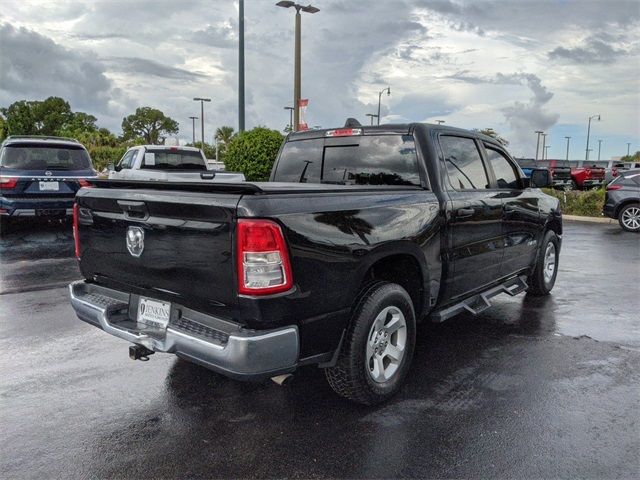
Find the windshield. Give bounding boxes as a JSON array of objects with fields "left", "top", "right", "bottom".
[
  {"left": 141, "top": 149, "right": 206, "bottom": 170},
  {"left": 0, "top": 143, "right": 92, "bottom": 170},
  {"left": 272, "top": 135, "right": 421, "bottom": 186}
]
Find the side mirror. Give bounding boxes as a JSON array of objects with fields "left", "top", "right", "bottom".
[
  {"left": 106, "top": 163, "right": 115, "bottom": 171},
  {"left": 530, "top": 168, "right": 552, "bottom": 188}
]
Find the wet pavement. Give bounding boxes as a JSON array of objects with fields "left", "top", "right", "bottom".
[{"left": 1, "top": 220, "right": 639, "bottom": 479}]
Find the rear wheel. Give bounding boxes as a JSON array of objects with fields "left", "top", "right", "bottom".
[
  {"left": 325, "top": 282, "right": 416, "bottom": 405},
  {"left": 570, "top": 180, "right": 578, "bottom": 190},
  {"left": 618, "top": 204, "right": 640, "bottom": 232},
  {"left": 528, "top": 230, "right": 559, "bottom": 296}
]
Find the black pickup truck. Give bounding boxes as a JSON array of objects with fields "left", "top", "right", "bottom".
[{"left": 69, "top": 123, "right": 562, "bottom": 405}]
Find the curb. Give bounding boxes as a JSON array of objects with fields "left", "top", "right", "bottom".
[{"left": 563, "top": 214, "right": 614, "bottom": 224}]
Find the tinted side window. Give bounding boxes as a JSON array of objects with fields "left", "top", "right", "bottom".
[
  {"left": 485, "top": 146, "right": 519, "bottom": 189},
  {"left": 272, "top": 139, "right": 323, "bottom": 183},
  {"left": 440, "top": 136, "right": 489, "bottom": 190}
]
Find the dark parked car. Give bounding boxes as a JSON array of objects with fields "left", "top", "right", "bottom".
[
  {"left": 0, "top": 136, "right": 96, "bottom": 232},
  {"left": 604, "top": 169, "right": 640, "bottom": 232},
  {"left": 69, "top": 123, "right": 562, "bottom": 404}
]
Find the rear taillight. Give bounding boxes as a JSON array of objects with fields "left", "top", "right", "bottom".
[
  {"left": 236, "top": 219, "right": 293, "bottom": 295},
  {"left": 612, "top": 168, "right": 618, "bottom": 177},
  {"left": 73, "top": 203, "right": 81, "bottom": 259},
  {"left": 0, "top": 176, "right": 18, "bottom": 189},
  {"left": 77, "top": 179, "right": 92, "bottom": 188},
  {"left": 607, "top": 184, "right": 622, "bottom": 191}
]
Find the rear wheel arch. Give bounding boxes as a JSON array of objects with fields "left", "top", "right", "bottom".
[
  {"left": 360, "top": 250, "right": 428, "bottom": 318},
  {"left": 614, "top": 199, "right": 640, "bottom": 219}
]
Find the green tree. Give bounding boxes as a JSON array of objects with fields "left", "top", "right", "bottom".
[
  {"left": 1, "top": 97, "right": 72, "bottom": 136},
  {"left": 191, "top": 141, "right": 216, "bottom": 159},
  {"left": 476, "top": 127, "right": 509, "bottom": 146},
  {"left": 214, "top": 125, "right": 235, "bottom": 161},
  {"left": 60, "top": 111, "right": 98, "bottom": 135},
  {"left": 620, "top": 151, "right": 640, "bottom": 162},
  {"left": 121, "top": 107, "right": 179, "bottom": 144},
  {"left": 224, "top": 127, "right": 284, "bottom": 181},
  {"left": 0, "top": 114, "right": 6, "bottom": 141}
]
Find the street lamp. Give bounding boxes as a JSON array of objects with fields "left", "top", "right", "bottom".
[
  {"left": 276, "top": 1, "right": 319, "bottom": 132},
  {"left": 188, "top": 116, "right": 198, "bottom": 145},
  {"left": 544, "top": 145, "right": 551, "bottom": 160},
  {"left": 365, "top": 113, "right": 379, "bottom": 125},
  {"left": 284, "top": 106, "right": 294, "bottom": 131},
  {"left": 239, "top": 0, "right": 245, "bottom": 132},
  {"left": 193, "top": 97, "right": 211, "bottom": 145},
  {"left": 541, "top": 133, "right": 548, "bottom": 161},
  {"left": 376, "top": 86, "right": 391, "bottom": 126},
  {"left": 564, "top": 136, "right": 571, "bottom": 162},
  {"left": 627, "top": 142, "right": 632, "bottom": 156},
  {"left": 535, "top": 130, "right": 544, "bottom": 161},
  {"left": 585, "top": 114, "right": 600, "bottom": 163},
  {"left": 597, "top": 139, "right": 602, "bottom": 161}
]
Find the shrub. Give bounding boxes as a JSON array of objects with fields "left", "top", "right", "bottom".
[
  {"left": 88, "top": 145, "right": 127, "bottom": 172},
  {"left": 542, "top": 187, "right": 605, "bottom": 217},
  {"left": 224, "top": 127, "right": 284, "bottom": 181}
]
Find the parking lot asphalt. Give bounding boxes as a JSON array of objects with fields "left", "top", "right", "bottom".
[{"left": 1, "top": 220, "right": 638, "bottom": 479}]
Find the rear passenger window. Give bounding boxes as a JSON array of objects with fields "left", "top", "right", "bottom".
[
  {"left": 485, "top": 146, "right": 519, "bottom": 189},
  {"left": 440, "top": 136, "right": 489, "bottom": 190}
]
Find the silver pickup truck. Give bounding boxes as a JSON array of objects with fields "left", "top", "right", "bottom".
[{"left": 108, "top": 145, "right": 245, "bottom": 182}]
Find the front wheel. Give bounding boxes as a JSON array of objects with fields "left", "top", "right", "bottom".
[
  {"left": 325, "top": 282, "right": 416, "bottom": 405},
  {"left": 618, "top": 204, "right": 640, "bottom": 232},
  {"left": 528, "top": 230, "right": 560, "bottom": 296}
]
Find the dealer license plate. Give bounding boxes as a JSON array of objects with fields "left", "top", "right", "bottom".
[
  {"left": 137, "top": 297, "right": 171, "bottom": 329},
  {"left": 39, "top": 181, "right": 59, "bottom": 191}
]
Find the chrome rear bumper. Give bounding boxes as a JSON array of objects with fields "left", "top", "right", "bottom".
[{"left": 69, "top": 280, "right": 299, "bottom": 380}]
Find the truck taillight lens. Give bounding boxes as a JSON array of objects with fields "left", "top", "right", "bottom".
[
  {"left": 73, "top": 203, "right": 80, "bottom": 259},
  {"left": 236, "top": 219, "right": 293, "bottom": 295},
  {"left": 0, "top": 176, "right": 18, "bottom": 189},
  {"left": 607, "top": 184, "right": 622, "bottom": 191},
  {"left": 77, "top": 179, "right": 92, "bottom": 188}
]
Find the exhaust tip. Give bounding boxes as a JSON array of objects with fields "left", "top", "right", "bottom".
[{"left": 271, "top": 374, "right": 294, "bottom": 386}]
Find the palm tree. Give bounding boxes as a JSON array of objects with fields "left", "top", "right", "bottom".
[{"left": 214, "top": 126, "right": 235, "bottom": 161}]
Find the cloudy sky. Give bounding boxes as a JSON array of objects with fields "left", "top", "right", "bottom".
[{"left": 1, "top": 0, "right": 638, "bottom": 159}]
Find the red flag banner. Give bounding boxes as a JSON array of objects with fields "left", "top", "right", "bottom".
[{"left": 298, "top": 98, "right": 309, "bottom": 131}]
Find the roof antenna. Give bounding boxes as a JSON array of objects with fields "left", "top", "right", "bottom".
[{"left": 344, "top": 118, "right": 362, "bottom": 128}]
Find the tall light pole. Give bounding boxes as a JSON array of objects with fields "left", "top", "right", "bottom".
[
  {"left": 597, "top": 139, "right": 602, "bottom": 161},
  {"left": 564, "top": 136, "right": 571, "bottom": 162},
  {"left": 193, "top": 97, "right": 211, "bottom": 145},
  {"left": 284, "top": 106, "right": 294, "bottom": 131},
  {"left": 544, "top": 145, "right": 551, "bottom": 160},
  {"left": 627, "top": 143, "right": 632, "bottom": 156},
  {"left": 188, "top": 116, "right": 198, "bottom": 145},
  {"left": 365, "top": 113, "right": 378, "bottom": 125},
  {"left": 541, "top": 133, "right": 547, "bottom": 161},
  {"left": 585, "top": 114, "right": 600, "bottom": 163},
  {"left": 239, "top": 0, "right": 245, "bottom": 132},
  {"left": 535, "top": 130, "right": 543, "bottom": 160},
  {"left": 276, "top": 1, "right": 319, "bottom": 132},
  {"left": 376, "top": 86, "right": 391, "bottom": 125}
]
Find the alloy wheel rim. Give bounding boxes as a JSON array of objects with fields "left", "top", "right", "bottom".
[
  {"left": 622, "top": 207, "right": 640, "bottom": 230},
  {"left": 543, "top": 242, "right": 556, "bottom": 284},
  {"left": 366, "top": 306, "right": 407, "bottom": 383}
]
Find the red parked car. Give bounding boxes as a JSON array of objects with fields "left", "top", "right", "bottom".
[{"left": 570, "top": 164, "right": 605, "bottom": 189}]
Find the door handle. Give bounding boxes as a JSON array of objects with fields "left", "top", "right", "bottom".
[{"left": 456, "top": 207, "right": 475, "bottom": 218}]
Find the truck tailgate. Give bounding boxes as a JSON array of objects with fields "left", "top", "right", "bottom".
[{"left": 75, "top": 187, "right": 241, "bottom": 308}]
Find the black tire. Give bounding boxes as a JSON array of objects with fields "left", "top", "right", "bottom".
[
  {"left": 618, "top": 203, "right": 640, "bottom": 233},
  {"left": 528, "top": 230, "right": 560, "bottom": 296},
  {"left": 325, "top": 282, "right": 416, "bottom": 405},
  {"left": 570, "top": 180, "right": 578, "bottom": 190}
]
